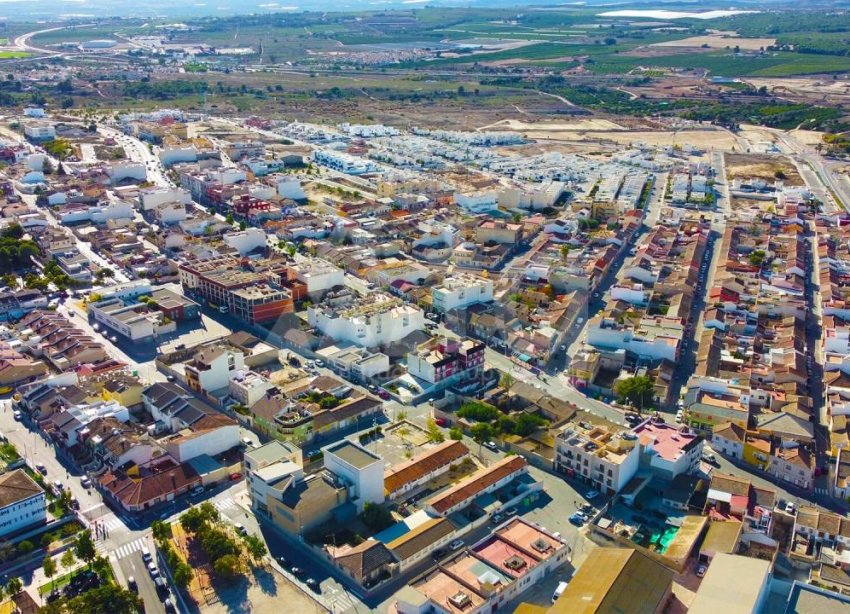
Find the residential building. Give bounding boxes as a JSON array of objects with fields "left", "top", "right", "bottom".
[
  {"left": 554, "top": 419, "right": 640, "bottom": 495},
  {"left": 425, "top": 456, "right": 528, "bottom": 517},
  {"left": 0, "top": 470, "right": 46, "bottom": 538},
  {"left": 396, "top": 518, "right": 568, "bottom": 614},
  {"left": 384, "top": 441, "right": 470, "bottom": 500},
  {"left": 185, "top": 345, "right": 246, "bottom": 394},
  {"left": 88, "top": 297, "right": 175, "bottom": 342},
  {"left": 308, "top": 294, "right": 425, "bottom": 348},
  {"left": 633, "top": 420, "right": 703, "bottom": 480},
  {"left": 229, "top": 370, "right": 274, "bottom": 407},
  {"left": 323, "top": 440, "right": 385, "bottom": 513},
  {"left": 431, "top": 275, "right": 493, "bottom": 313},
  {"left": 406, "top": 338, "right": 485, "bottom": 388}
]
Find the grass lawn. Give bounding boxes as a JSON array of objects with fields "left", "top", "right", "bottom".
[
  {"left": 38, "top": 565, "right": 115, "bottom": 596},
  {"left": 0, "top": 51, "right": 30, "bottom": 59}
]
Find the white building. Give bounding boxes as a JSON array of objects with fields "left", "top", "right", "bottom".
[
  {"left": 23, "top": 123, "right": 55, "bottom": 141},
  {"left": 139, "top": 187, "right": 193, "bottom": 211},
  {"left": 159, "top": 146, "right": 198, "bottom": 167},
  {"left": 277, "top": 179, "right": 307, "bottom": 201},
  {"left": 499, "top": 180, "right": 564, "bottom": 211},
  {"left": 229, "top": 370, "right": 274, "bottom": 407},
  {"left": 322, "top": 440, "right": 384, "bottom": 513},
  {"left": 223, "top": 227, "right": 267, "bottom": 256},
  {"left": 88, "top": 296, "right": 173, "bottom": 342},
  {"left": 586, "top": 316, "right": 683, "bottom": 362},
  {"left": 290, "top": 259, "right": 345, "bottom": 295},
  {"left": 308, "top": 294, "right": 425, "bottom": 348},
  {"left": 555, "top": 421, "right": 640, "bottom": 495},
  {"left": 0, "top": 470, "right": 46, "bottom": 538},
  {"left": 186, "top": 345, "right": 247, "bottom": 394},
  {"left": 108, "top": 162, "right": 146, "bottom": 184},
  {"left": 431, "top": 275, "right": 494, "bottom": 313}
]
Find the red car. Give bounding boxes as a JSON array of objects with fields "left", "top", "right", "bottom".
[
  {"left": 435, "top": 418, "right": 447, "bottom": 427},
  {"left": 230, "top": 473, "right": 242, "bottom": 481}
]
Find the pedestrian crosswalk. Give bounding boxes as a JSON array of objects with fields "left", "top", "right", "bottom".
[
  {"left": 111, "top": 537, "right": 149, "bottom": 561},
  {"left": 816, "top": 487, "right": 829, "bottom": 496},
  {"left": 325, "top": 588, "right": 356, "bottom": 613},
  {"left": 212, "top": 497, "right": 237, "bottom": 513},
  {"left": 97, "top": 515, "right": 125, "bottom": 533}
]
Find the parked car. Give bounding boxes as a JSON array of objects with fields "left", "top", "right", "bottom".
[
  {"left": 127, "top": 576, "right": 137, "bottom": 592},
  {"left": 305, "top": 578, "right": 319, "bottom": 592},
  {"left": 80, "top": 476, "right": 91, "bottom": 488},
  {"left": 552, "top": 581, "right": 569, "bottom": 604},
  {"left": 701, "top": 452, "right": 717, "bottom": 465},
  {"left": 483, "top": 441, "right": 498, "bottom": 451},
  {"left": 278, "top": 555, "right": 289, "bottom": 568},
  {"left": 234, "top": 522, "right": 247, "bottom": 535},
  {"left": 585, "top": 490, "right": 599, "bottom": 500},
  {"left": 449, "top": 539, "right": 464, "bottom": 551},
  {"left": 163, "top": 598, "right": 177, "bottom": 613},
  {"left": 53, "top": 480, "right": 63, "bottom": 492},
  {"left": 785, "top": 502, "right": 797, "bottom": 515},
  {"left": 569, "top": 513, "right": 586, "bottom": 526},
  {"left": 147, "top": 562, "right": 159, "bottom": 578},
  {"left": 291, "top": 566, "right": 305, "bottom": 577},
  {"left": 141, "top": 546, "right": 152, "bottom": 562},
  {"left": 35, "top": 463, "right": 46, "bottom": 474},
  {"left": 12, "top": 410, "right": 21, "bottom": 421},
  {"left": 696, "top": 564, "right": 707, "bottom": 578}
]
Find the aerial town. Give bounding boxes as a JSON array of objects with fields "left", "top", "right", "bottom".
[{"left": 0, "top": 2, "right": 848, "bottom": 614}]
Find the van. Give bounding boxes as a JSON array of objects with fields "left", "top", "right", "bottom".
[{"left": 552, "top": 581, "right": 569, "bottom": 603}]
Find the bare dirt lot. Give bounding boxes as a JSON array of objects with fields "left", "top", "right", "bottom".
[
  {"left": 726, "top": 153, "right": 805, "bottom": 185},
  {"left": 479, "top": 118, "right": 626, "bottom": 132},
  {"left": 515, "top": 128, "right": 739, "bottom": 151}
]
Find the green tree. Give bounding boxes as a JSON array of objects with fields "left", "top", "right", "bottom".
[
  {"left": 39, "top": 584, "right": 143, "bottom": 614},
  {"left": 60, "top": 549, "right": 76, "bottom": 572},
  {"left": 43, "top": 556, "right": 57, "bottom": 590},
  {"left": 74, "top": 530, "right": 97, "bottom": 568},
  {"left": 1, "top": 224, "right": 23, "bottom": 240},
  {"left": 560, "top": 244, "right": 570, "bottom": 261},
  {"left": 172, "top": 561, "right": 193, "bottom": 588},
  {"left": 94, "top": 268, "right": 114, "bottom": 283},
  {"left": 151, "top": 520, "right": 172, "bottom": 543},
  {"left": 5, "top": 576, "right": 21, "bottom": 596},
  {"left": 1, "top": 273, "right": 16, "bottom": 288},
  {"left": 499, "top": 372, "right": 516, "bottom": 393},
  {"left": 198, "top": 501, "right": 221, "bottom": 524},
  {"left": 16, "top": 540, "right": 33, "bottom": 556},
  {"left": 426, "top": 418, "right": 445, "bottom": 443},
  {"left": 243, "top": 534, "right": 267, "bottom": 561},
  {"left": 614, "top": 376, "right": 655, "bottom": 412},
  {"left": 225, "top": 213, "right": 234, "bottom": 225},
  {"left": 361, "top": 502, "right": 394, "bottom": 532},
  {"left": 213, "top": 554, "right": 240, "bottom": 580},
  {"left": 457, "top": 402, "right": 500, "bottom": 423},
  {"left": 180, "top": 507, "right": 206, "bottom": 533},
  {"left": 470, "top": 422, "right": 495, "bottom": 456},
  {"left": 449, "top": 427, "right": 464, "bottom": 440},
  {"left": 497, "top": 415, "right": 516, "bottom": 437},
  {"left": 514, "top": 413, "right": 547, "bottom": 437}
]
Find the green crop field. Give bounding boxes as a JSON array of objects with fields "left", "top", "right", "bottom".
[{"left": 0, "top": 51, "right": 30, "bottom": 59}]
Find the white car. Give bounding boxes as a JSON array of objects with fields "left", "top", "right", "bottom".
[
  {"left": 448, "top": 539, "right": 464, "bottom": 551},
  {"left": 785, "top": 502, "right": 797, "bottom": 515}
]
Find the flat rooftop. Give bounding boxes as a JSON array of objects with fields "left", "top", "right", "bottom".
[
  {"left": 324, "top": 440, "right": 381, "bottom": 469},
  {"left": 689, "top": 553, "right": 771, "bottom": 614}
]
